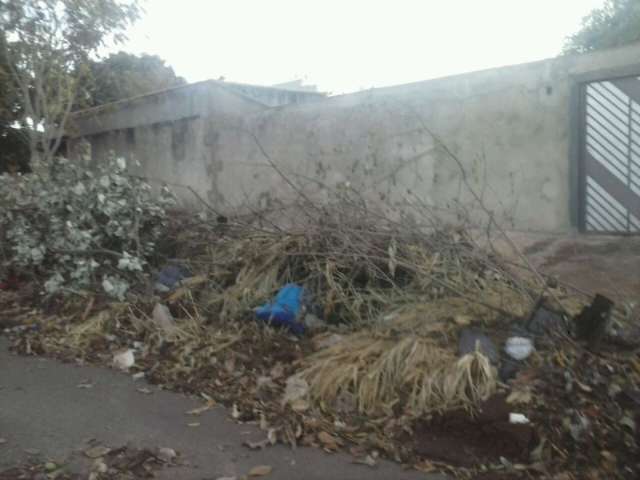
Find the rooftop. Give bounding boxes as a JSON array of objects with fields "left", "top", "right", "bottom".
[{"left": 72, "top": 79, "right": 326, "bottom": 118}]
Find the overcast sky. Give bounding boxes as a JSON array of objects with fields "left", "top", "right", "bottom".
[{"left": 120, "top": 0, "right": 606, "bottom": 94}]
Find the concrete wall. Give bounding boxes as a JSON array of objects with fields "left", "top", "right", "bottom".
[
  {"left": 69, "top": 83, "right": 262, "bottom": 201},
  {"left": 71, "top": 42, "right": 640, "bottom": 232},
  {"left": 221, "top": 82, "right": 325, "bottom": 107},
  {"left": 70, "top": 80, "right": 324, "bottom": 137},
  {"left": 71, "top": 81, "right": 264, "bottom": 137}
]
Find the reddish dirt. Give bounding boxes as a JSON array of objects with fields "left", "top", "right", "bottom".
[
  {"left": 520, "top": 234, "right": 640, "bottom": 306},
  {"left": 411, "top": 395, "right": 536, "bottom": 467}
]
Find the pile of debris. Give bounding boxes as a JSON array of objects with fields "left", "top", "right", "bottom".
[{"left": 2, "top": 199, "right": 639, "bottom": 479}]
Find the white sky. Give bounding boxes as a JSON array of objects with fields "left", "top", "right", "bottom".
[{"left": 119, "top": 0, "right": 606, "bottom": 94}]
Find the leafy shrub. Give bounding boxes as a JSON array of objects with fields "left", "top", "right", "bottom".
[{"left": 0, "top": 157, "right": 175, "bottom": 298}]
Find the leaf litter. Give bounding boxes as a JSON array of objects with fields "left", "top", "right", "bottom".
[
  {"left": 0, "top": 444, "right": 176, "bottom": 479},
  {"left": 3, "top": 194, "right": 639, "bottom": 480}
]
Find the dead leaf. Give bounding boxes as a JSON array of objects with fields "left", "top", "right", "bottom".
[
  {"left": 186, "top": 400, "right": 216, "bottom": 416},
  {"left": 248, "top": 465, "right": 272, "bottom": 477},
  {"left": 269, "top": 363, "right": 284, "bottom": 379},
  {"left": 84, "top": 446, "right": 111, "bottom": 459},
  {"left": 300, "top": 434, "right": 315, "bottom": 446},
  {"left": 317, "top": 431, "right": 338, "bottom": 451},
  {"left": 268, "top": 428, "right": 277, "bottom": 445},
  {"left": 454, "top": 315, "right": 472, "bottom": 327},
  {"left": 507, "top": 388, "right": 532, "bottom": 404},
  {"left": 244, "top": 438, "right": 270, "bottom": 450},
  {"left": 259, "top": 413, "right": 269, "bottom": 430},
  {"left": 576, "top": 380, "right": 592, "bottom": 393},
  {"left": 353, "top": 454, "right": 377, "bottom": 467},
  {"left": 414, "top": 460, "right": 437, "bottom": 473},
  {"left": 291, "top": 399, "right": 309, "bottom": 412},
  {"left": 601, "top": 450, "right": 617, "bottom": 463},
  {"left": 91, "top": 459, "right": 108, "bottom": 474}
]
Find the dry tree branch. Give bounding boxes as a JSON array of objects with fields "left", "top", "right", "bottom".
[{"left": 392, "top": 100, "right": 569, "bottom": 313}]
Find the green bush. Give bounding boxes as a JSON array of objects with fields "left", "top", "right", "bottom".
[{"left": 0, "top": 156, "right": 175, "bottom": 298}]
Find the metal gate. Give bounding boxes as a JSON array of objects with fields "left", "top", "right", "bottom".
[{"left": 581, "top": 76, "right": 640, "bottom": 233}]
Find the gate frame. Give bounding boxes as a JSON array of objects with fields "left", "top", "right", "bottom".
[{"left": 569, "top": 63, "right": 640, "bottom": 234}]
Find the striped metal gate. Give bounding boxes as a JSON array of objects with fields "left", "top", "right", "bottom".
[{"left": 581, "top": 77, "right": 640, "bottom": 233}]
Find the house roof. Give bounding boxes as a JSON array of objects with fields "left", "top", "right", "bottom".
[{"left": 71, "top": 79, "right": 326, "bottom": 119}]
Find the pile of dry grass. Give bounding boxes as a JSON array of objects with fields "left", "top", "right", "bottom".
[
  {"left": 165, "top": 204, "right": 536, "bottom": 332},
  {"left": 144, "top": 201, "right": 539, "bottom": 416},
  {"left": 300, "top": 308, "right": 497, "bottom": 417}
]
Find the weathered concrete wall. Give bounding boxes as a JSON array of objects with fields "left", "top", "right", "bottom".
[
  {"left": 72, "top": 42, "right": 640, "bottom": 232},
  {"left": 71, "top": 81, "right": 268, "bottom": 138},
  {"left": 220, "top": 82, "right": 325, "bottom": 107},
  {"left": 71, "top": 80, "right": 325, "bottom": 137},
  {"left": 70, "top": 80, "right": 326, "bottom": 204},
  {"left": 70, "top": 82, "right": 270, "bottom": 196}
]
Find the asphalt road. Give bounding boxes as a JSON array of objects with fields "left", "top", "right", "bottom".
[{"left": 0, "top": 338, "right": 439, "bottom": 479}]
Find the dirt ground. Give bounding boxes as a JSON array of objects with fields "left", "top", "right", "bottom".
[{"left": 506, "top": 232, "right": 639, "bottom": 309}]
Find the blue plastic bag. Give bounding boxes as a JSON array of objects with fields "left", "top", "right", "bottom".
[{"left": 255, "top": 284, "right": 305, "bottom": 335}]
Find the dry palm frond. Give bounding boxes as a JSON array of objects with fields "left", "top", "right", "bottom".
[
  {"left": 407, "top": 349, "right": 496, "bottom": 414},
  {"left": 301, "top": 331, "right": 496, "bottom": 416}
]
